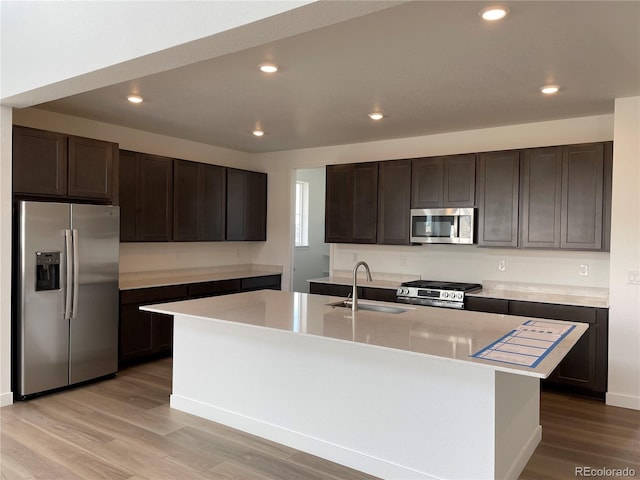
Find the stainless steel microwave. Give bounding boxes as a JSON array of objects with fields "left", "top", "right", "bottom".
[{"left": 410, "top": 208, "right": 475, "bottom": 244}]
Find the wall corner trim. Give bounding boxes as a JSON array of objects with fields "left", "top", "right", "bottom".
[{"left": 606, "top": 392, "right": 640, "bottom": 411}]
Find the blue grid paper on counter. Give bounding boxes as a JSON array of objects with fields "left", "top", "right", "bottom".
[{"left": 471, "top": 320, "right": 576, "bottom": 368}]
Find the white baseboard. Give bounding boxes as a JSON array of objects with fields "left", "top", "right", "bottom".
[
  {"left": 606, "top": 392, "right": 640, "bottom": 411},
  {"left": 171, "top": 394, "right": 438, "bottom": 480},
  {"left": 0, "top": 391, "right": 14, "bottom": 407},
  {"left": 504, "top": 425, "right": 542, "bottom": 480}
]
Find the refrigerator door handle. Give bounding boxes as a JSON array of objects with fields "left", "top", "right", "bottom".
[
  {"left": 64, "top": 229, "right": 73, "bottom": 320},
  {"left": 72, "top": 229, "right": 79, "bottom": 319}
]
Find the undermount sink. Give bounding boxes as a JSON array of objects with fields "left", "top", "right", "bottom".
[{"left": 327, "top": 300, "right": 409, "bottom": 314}]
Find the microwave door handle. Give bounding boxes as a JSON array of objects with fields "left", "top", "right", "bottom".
[{"left": 452, "top": 217, "right": 458, "bottom": 238}]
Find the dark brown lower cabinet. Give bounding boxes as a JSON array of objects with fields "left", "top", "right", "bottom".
[
  {"left": 467, "top": 297, "right": 608, "bottom": 398},
  {"left": 119, "top": 275, "right": 281, "bottom": 365},
  {"left": 310, "top": 282, "right": 361, "bottom": 298},
  {"left": 240, "top": 275, "right": 282, "bottom": 292},
  {"left": 119, "top": 285, "right": 188, "bottom": 364},
  {"left": 308, "top": 282, "right": 397, "bottom": 302},
  {"left": 188, "top": 279, "right": 241, "bottom": 299},
  {"left": 120, "top": 303, "right": 154, "bottom": 361},
  {"left": 465, "top": 296, "right": 509, "bottom": 314}
]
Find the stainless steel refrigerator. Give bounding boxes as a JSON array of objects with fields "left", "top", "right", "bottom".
[{"left": 14, "top": 201, "right": 119, "bottom": 399}]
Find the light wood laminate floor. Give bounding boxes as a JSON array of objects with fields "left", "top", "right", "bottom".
[{"left": 1, "top": 358, "right": 638, "bottom": 480}]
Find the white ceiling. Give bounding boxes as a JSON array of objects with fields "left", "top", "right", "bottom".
[{"left": 36, "top": 1, "right": 640, "bottom": 154}]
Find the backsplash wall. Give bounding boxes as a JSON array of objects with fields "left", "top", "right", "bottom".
[
  {"left": 332, "top": 244, "right": 610, "bottom": 288},
  {"left": 119, "top": 242, "right": 253, "bottom": 274}
]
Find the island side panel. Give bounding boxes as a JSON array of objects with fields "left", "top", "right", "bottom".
[
  {"left": 171, "top": 313, "right": 503, "bottom": 480},
  {"left": 494, "top": 371, "right": 542, "bottom": 480}
]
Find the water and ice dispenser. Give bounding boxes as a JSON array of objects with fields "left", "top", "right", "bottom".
[{"left": 35, "top": 251, "right": 60, "bottom": 291}]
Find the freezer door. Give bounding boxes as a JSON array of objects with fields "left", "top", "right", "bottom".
[
  {"left": 17, "top": 201, "right": 70, "bottom": 396},
  {"left": 69, "top": 204, "right": 119, "bottom": 384}
]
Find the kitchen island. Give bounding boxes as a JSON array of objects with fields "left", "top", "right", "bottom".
[{"left": 142, "top": 290, "right": 587, "bottom": 480}]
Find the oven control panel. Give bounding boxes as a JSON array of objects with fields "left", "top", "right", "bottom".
[{"left": 396, "top": 287, "right": 465, "bottom": 302}]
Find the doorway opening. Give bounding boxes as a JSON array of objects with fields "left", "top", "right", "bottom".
[{"left": 292, "top": 168, "right": 329, "bottom": 293}]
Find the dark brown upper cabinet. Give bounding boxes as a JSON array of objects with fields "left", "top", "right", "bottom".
[
  {"left": 520, "top": 143, "right": 611, "bottom": 251},
  {"left": 411, "top": 154, "right": 476, "bottom": 208},
  {"left": 119, "top": 150, "right": 138, "bottom": 241},
  {"left": 173, "top": 160, "right": 226, "bottom": 241},
  {"left": 520, "top": 146, "right": 563, "bottom": 248},
  {"left": 476, "top": 150, "right": 520, "bottom": 247},
  {"left": 121, "top": 150, "right": 266, "bottom": 243},
  {"left": 13, "top": 127, "right": 67, "bottom": 197},
  {"left": 325, "top": 163, "right": 378, "bottom": 244},
  {"left": 13, "top": 126, "right": 116, "bottom": 203},
  {"left": 561, "top": 143, "right": 605, "bottom": 250},
  {"left": 378, "top": 159, "right": 411, "bottom": 245},
  {"left": 119, "top": 150, "right": 173, "bottom": 242},
  {"left": 226, "top": 168, "right": 267, "bottom": 241},
  {"left": 602, "top": 142, "right": 613, "bottom": 252},
  {"left": 325, "top": 164, "right": 353, "bottom": 243},
  {"left": 139, "top": 154, "right": 174, "bottom": 242},
  {"left": 67, "top": 135, "right": 116, "bottom": 200}
]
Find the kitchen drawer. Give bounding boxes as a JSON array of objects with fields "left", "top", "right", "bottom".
[
  {"left": 120, "top": 284, "right": 189, "bottom": 305},
  {"left": 466, "top": 297, "right": 509, "bottom": 314},
  {"left": 361, "top": 287, "right": 398, "bottom": 303},
  {"left": 508, "top": 301, "right": 597, "bottom": 324},
  {"left": 240, "top": 274, "right": 281, "bottom": 291},
  {"left": 309, "top": 282, "right": 359, "bottom": 298},
  {"left": 188, "top": 279, "right": 241, "bottom": 298}
]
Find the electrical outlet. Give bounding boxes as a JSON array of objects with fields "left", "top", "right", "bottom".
[
  {"left": 498, "top": 260, "right": 506, "bottom": 272},
  {"left": 628, "top": 270, "right": 640, "bottom": 285},
  {"left": 352, "top": 252, "right": 358, "bottom": 262},
  {"left": 579, "top": 264, "right": 589, "bottom": 277},
  {"left": 400, "top": 255, "right": 407, "bottom": 266}
]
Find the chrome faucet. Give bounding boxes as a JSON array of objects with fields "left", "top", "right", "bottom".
[{"left": 352, "top": 261, "right": 372, "bottom": 312}]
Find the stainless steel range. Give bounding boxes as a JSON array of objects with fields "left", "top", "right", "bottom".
[{"left": 396, "top": 280, "right": 482, "bottom": 309}]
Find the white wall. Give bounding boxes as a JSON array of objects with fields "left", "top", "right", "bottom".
[
  {"left": 0, "top": 1, "right": 400, "bottom": 108},
  {"left": 332, "top": 244, "right": 609, "bottom": 288},
  {"left": 292, "top": 168, "right": 329, "bottom": 292},
  {"left": 252, "top": 114, "right": 614, "bottom": 291},
  {"left": 0, "top": 1, "right": 313, "bottom": 105},
  {"left": 0, "top": 106, "right": 12, "bottom": 406},
  {"left": 607, "top": 96, "right": 640, "bottom": 410},
  {"left": 120, "top": 243, "right": 253, "bottom": 275}
]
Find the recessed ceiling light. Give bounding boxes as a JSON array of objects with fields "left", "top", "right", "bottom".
[
  {"left": 368, "top": 112, "right": 384, "bottom": 120},
  {"left": 252, "top": 129, "right": 265, "bottom": 137},
  {"left": 127, "top": 95, "right": 143, "bottom": 104},
  {"left": 259, "top": 64, "right": 278, "bottom": 73},
  {"left": 540, "top": 85, "right": 560, "bottom": 95},
  {"left": 479, "top": 6, "right": 509, "bottom": 21}
]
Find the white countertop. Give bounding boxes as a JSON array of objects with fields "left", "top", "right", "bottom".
[
  {"left": 467, "top": 280, "right": 609, "bottom": 308},
  {"left": 143, "top": 289, "right": 587, "bottom": 379},
  {"left": 119, "top": 265, "right": 283, "bottom": 290}
]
